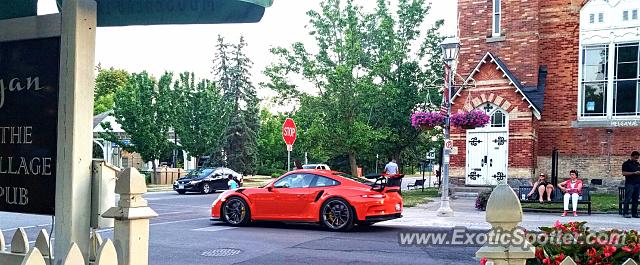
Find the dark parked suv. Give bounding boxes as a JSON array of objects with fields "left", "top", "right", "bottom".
[{"left": 173, "top": 167, "right": 243, "bottom": 194}]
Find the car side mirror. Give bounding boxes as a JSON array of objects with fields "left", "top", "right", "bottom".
[{"left": 267, "top": 186, "right": 273, "bottom": 192}]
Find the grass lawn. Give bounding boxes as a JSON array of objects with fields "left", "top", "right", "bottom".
[
  {"left": 242, "top": 176, "right": 272, "bottom": 188},
  {"left": 402, "top": 188, "right": 439, "bottom": 207},
  {"left": 521, "top": 194, "right": 619, "bottom": 213}
]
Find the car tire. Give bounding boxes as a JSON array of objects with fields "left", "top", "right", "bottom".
[
  {"left": 201, "top": 183, "right": 212, "bottom": 194},
  {"left": 221, "top": 197, "right": 250, "bottom": 226},
  {"left": 320, "top": 198, "right": 354, "bottom": 231},
  {"left": 177, "top": 190, "right": 186, "bottom": 195}
]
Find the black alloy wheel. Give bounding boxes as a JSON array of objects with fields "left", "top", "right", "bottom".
[
  {"left": 321, "top": 198, "right": 354, "bottom": 231},
  {"left": 222, "top": 197, "right": 250, "bottom": 226}
]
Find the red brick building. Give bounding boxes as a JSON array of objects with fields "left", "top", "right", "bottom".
[{"left": 450, "top": 0, "right": 640, "bottom": 189}]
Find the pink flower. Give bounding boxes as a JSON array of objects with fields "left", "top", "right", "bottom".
[{"left": 480, "top": 257, "right": 487, "bottom": 265}]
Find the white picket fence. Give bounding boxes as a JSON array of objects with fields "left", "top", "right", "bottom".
[
  {"left": 0, "top": 167, "right": 155, "bottom": 265},
  {"left": 0, "top": 228, "right": 117, "bottom": 265}
]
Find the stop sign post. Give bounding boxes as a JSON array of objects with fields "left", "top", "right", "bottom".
[{"left": 282, "top": 118, "right": 297, "bottom": 170}]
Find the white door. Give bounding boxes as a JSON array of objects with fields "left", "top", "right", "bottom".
[
  {"left": 465, "top": 131, "right": 508, "bottom": 186},
  {"left": 486, "top": 132, "right": 508, "bottom": 184},
  {"left": 465, "top": 132, "right": 488, "bottom": 185}
]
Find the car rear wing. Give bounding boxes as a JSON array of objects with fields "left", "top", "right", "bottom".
[{"left": 364, "top": 173, "right": 404, "bottom": 192}]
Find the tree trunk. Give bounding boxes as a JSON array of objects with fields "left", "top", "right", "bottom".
[
  {"left": 348, "top": 151, "right": 358, "bottom": 177},
  {"left": 152, "top": 159, "right": 157, "bottom": 185}
]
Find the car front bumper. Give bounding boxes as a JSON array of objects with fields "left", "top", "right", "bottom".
[{"left": 173, "top": 182, "right": 200, "bottom": 192}]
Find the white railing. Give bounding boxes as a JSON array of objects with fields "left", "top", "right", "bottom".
[
  {"left": 18, "top": 231, "right": 117, "bottom": 265},
  {"left": 0, "top": 167, "right": 156, "bottom": 265},
  {"left": 0, "top": 229, "right": 52, "bottom": 265}
]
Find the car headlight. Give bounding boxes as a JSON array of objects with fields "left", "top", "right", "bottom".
[{"left": 395, "top": 203, "right": 401, "bottom": 211}]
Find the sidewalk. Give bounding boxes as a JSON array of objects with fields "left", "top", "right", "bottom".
[{"left": 385, "top": 197, "right": 640, "bottom": 231}]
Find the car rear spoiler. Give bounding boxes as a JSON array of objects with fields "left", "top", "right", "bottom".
[{"left": 364, "top": 173, "right": 404, "bottom": 192}]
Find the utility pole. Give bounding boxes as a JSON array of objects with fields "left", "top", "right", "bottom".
[{"left": 436, "top": 37, "right": 460, "bottom": 218}]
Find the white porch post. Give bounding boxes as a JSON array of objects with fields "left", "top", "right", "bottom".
[
  {"left": 102, "top": 168, "right": 158, "bottom": 265},
  {"left": 54, "top": 0, "right": 97, "bottom": 263}
]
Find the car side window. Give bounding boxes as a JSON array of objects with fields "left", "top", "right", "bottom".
[
  {"left": 313, "top": 176, "right": 339, "bottom": 187},
  {"left": 274, "top": 174, "right": 315, "bottom": 188}
]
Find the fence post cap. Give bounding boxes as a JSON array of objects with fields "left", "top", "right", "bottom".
[
  {"left": 115, "top": 167, "right": 147, "bottom": 194},
  {"left": 485, "top": 184, "right": 522, "bottom": 225}
]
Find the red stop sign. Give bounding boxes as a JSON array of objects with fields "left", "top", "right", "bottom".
[{"left": 282, "top": 118, "right": 297, "bottom": 145}]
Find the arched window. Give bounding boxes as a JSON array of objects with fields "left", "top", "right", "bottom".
[
  {"left": 491, "top": 110, "right": 506, "bottom": 127},
  {"left": 479, "top": 103, "right": 507, "bottom": 128}
]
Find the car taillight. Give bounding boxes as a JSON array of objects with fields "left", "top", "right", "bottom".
[{"left": 361, "top": 194, "right": 385, "bottom": 198}]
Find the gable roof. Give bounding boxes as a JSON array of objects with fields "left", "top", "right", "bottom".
[{"left": 452, "top": 52, "right": 544, "bottom": 120}]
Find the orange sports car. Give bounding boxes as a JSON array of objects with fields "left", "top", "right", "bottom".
[{"left": 210, "top": 170, "right": 403, "bottom": 231}]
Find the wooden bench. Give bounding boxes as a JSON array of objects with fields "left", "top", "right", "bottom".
[
  {"left": 517, "top": 186, "right": 592, "bottom": 215},
  {"left": 407, "top": 179, "right": 425, "bottom": 190}
]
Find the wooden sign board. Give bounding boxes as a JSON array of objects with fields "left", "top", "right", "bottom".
[{"left": 0, "top": 37, "right": 60, "bottom": 215}]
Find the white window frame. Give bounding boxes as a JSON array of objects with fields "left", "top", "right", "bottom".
[
  {"left": 477, "top": 103, "right": 508, "bottom": 133},
  {"left": 623, "top": 10, "right": 629, "bottom": 21},
  {"left": 492, "top": 0, "right": 501, "bottom": 37},
  {"left": 578, "top": 41, "right": 640, "bottom": 120},
  {"left": 613, "top": 42, "right": 640, "bottom": 117}
]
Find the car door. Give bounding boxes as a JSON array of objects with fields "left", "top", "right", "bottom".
[
  {"left": 250, "top": 186, "right": 281, "bottom": 220},
  {"left": 272, "top": 173, "right": 317, "bottom": 220}
]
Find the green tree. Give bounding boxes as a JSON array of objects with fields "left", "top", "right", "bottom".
[
  {"left": 215, "top": 36, "right": 260, "bottom": 175},
  {"left": 264, "top": 0, "right": 443, "bottom": 174},
  {"left": 102, "top": 72, "right": 174, "bottom": 179},
  {"left": 256, "top": 109, "right": 287, "bottom": 174},
  {"left": 171, "top": 72, "right": 228, "bottom": 165},
  {"left": 93, "top": 67, "right": 129, "bottom": 114}
]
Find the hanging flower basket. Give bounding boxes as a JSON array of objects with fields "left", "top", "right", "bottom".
[
  {"left": 411, "top": 111, "right": 445, "bottom": 130},
  {"left": 450, "top": 110, "right": 490, "bottom": 129}
]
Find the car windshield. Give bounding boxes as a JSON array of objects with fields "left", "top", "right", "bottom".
[
  {"left": 185, "top": 168, "right": 214, "bottom": 179},
  {"left": 302, "top": 165, "right": 315, "bottom": 169}
]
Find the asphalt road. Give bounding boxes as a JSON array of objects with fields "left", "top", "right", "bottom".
[{"left": 1, "top": 191, "right": 480, "bottom": 265}]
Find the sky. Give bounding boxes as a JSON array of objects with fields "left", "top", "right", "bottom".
[{"left": 38, "top": 0, "right": 457, "bottom": 102}]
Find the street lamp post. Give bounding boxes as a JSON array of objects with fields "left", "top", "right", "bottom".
[{"left": 437, "top": 37, "right": 460, "bottom": 217}]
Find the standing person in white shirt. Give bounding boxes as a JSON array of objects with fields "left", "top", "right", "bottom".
[{"left": 384, "top": 159, "right": 399, "bottom": 175}]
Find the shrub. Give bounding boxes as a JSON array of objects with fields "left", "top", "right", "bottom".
[
  {"left": 475, "top": 189, "right": 493, "bottom": 211},
  {"left": 271, "top": 169, "right": 286, "bottom": 178}
]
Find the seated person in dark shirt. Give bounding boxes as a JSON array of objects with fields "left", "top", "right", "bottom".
[{"left": 527, "top": 173, "right": 554, "bottom": 203}]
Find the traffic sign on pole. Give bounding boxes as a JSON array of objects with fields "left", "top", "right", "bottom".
[
  {"left": 444, "top": 139, "right": 453, "bottom": 150},
  {"left": 282, "top": 118, "right": 297, "bottom": 145},
  {"left": 282, "top": 118, "right": 296, "bottom": 171}
]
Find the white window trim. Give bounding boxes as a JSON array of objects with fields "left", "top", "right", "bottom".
[
  {"left": 578, "top": 41, "right": 640, "bottom": 120},
  {"left": 492, "top": 0, "right": 501, "bottom": 37},
  {"left": 475, "top": 103, "right": 509, "bottom": 133}
]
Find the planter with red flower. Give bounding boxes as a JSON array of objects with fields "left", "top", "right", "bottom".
[
  {"left": 411, "top": 111, "right": 446, "bottom": 130},
  {"left": 450, "top": 110, "right": 490, "bottom": 130},
  {"left": 527, "top": 221, "right": 640, "bottom": 265}
]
